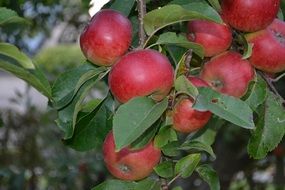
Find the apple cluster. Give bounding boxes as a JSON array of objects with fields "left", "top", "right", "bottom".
[{"left": 79, "top": 0, "right": 284, "bottom": 181}]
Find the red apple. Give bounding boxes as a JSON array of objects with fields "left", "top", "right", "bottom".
[
  {"left": 108, "top": 49, "right": 174, "bottom": 103},
  {"left": 221, "top": 0, "right": 280, "bottom": 32},
  {"left": 246, "top": 19, "right": 285, "bottom": 73},
  {"left": 172, "top": 77, "right": 212, "bottom": 133},
  {"left": 201, "top": 51, "right": 255, "bottom": 97},
  {"left": 80, "top": 9, "right": 132, "bottom": 66},
  {"left": 187, "top": 20, "right": 232, "bottom": 57},
  {"left": 103, "top": 131, "right": 161, "bottom": 181}
]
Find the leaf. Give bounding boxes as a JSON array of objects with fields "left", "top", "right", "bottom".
[
  {"left": 247, "top": 91, "right": 285, "bottom": 159},
  {"left": 162, "top": 141, "right": 181, "bottom": 157},
  {"left": 0, "top": 43, "right": 51, "bottom": 98},
  {"left": 154, "top": 125, "right": 177, "bottom": 148},
  {"left": 110, "top": 0, "right": 135, "bottom": 17},
  {"left": 55, "top": 71, "right": 108, "bottom": 139},
  {"left": 0, "top": 43, "right": 34, "bottom": 69},
  {"left": 207, "top": 0, "right": 221, "bottom": 12},
  {"left": 92, "top": 180, "right": 135, "bottom": 190},
  {"left": 154, "top": 161, "right": 175, "bottom": 178},
  {"left": 175, "top": 153, "right": 201, "bottom": 178},
  {"left": 196, "top": 164, "right": 220, "bottom": 190},
  {"left": 175, "top": 75, "right": 199, "bottom": 97},
  {"left": 130, "top": 120, "right": 160, "bottom": 150},
  {"left": 113, "top": 97, "right": 168, "bottom": 151},
  {"left": 0, "top": 7, "right": 27, "bottom": 26},
  {"left": 193, "top": 87, "right": 255, "bottom": 129},
  {"left": 64, "top": 95, "right": 114, "bottom": 151},
  {"left": 144, "top": 4, "right": 222, "bottom": 37},
  {"left": 179, "top": 140, "right": 216, "bottom": 159},
  {"left": 52, "top": 63, "right": 106, "bottom": 109},
  {"left": 149, "top": 32, "right": 204, "bottom": 58},
  {"left": 244, "top": 75, "right": 267, "bottom": 111},
  {"left": 134, "top": 178, "right": 160, "bottom": 190}
]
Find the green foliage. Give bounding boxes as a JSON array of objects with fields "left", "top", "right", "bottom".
[
  {"left": 175, "top": 75, "right": 199, "bottom": 97},
  {"left": 154, "top": 161, "right": 175, "bottom": 178},
  {"left": 113, "top": 97, "right": 168, "bottom": 150},
  {"left": 196, "top": 164, "right": 220, "bottom": 190},
  {"left": 0, "top": 7, "right": 27, "bottom": 26},
  {"left": 110, "top": 0, "right": 135, "bottom": 17},
  {"left": 247, "top": 91, "right": 285, "bottom": 159},
  {"left": 175, "top": 153, "right": 201, "bottom": 178},
  {"left": 0, "top": 43, "right": 51, "bottom": 98},
  {"left": 34, "top": 45, "right": 85, "bottom": 80},
  {"left": 193, "top": 87, "right": 255, "bottom": 129},
  {"left": 143, "top": 3, "right": 222, "bottom": 37}
]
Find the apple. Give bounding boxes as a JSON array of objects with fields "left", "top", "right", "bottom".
[
  {"left": 221, "top": 0, "right": 280, "bottom": 32},
  {"left": 246, "top": 19, "right": 285, "bottom": 73},
  {"left": 103, "top": 131, "right": 161, "bottom": 181},
  {"left": 201, "top": 51, "right": 255, "bottom": 97},
  {"left": 108, "top": 49, "right": 174, "bottom": 103},
  {"left": 187, "top": 20, "right": 232, "bottom": 57},
  {"left": 80, "top": 9, "right": 132, "bottom": 66},
  {"left": 172, "top": 77, "right": 212, "bottom": 133}
]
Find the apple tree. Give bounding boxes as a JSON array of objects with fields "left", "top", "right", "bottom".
[{"left": 0, "top": 0, "right": 285, "bottom": 189}]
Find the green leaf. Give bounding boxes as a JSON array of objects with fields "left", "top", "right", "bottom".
[
  {"left": 148, "top": 32, "right": 204, "bottom": 58},
  {"left": 175, "top": 153, "right": 201, "bottom": 178},
  {"left": 244, "top": 75, "right": 267, "bottom": 111},
  {"left": 134, "top": 178, "right": 160, "bottom": 190},
  {"left": 0, "top": 7, "right": 27, "bottom": 26},
  {"left": 64, "top": 95, "right": 114, "bottom": 151},
  {"left": 130, "top": 120, "right": 160, "bottom": 150},
  {"left": 162, "top": 141, "right": 181, "bottom": 157},
  {"left": 196, "top": 164, "right": 220, "bottom": 190},
  {"left": 113, "top": 97, "right": 168, "bottom": 151},
  {"left": 179, "top": 140, "right": 216, "bottom": 159},
  {"left": 92, "top": 179, "right": 135, "bottom": 190},
  {"left": 193, "top": 87, "right": 255, "bottom": 129},
  {"left": 172, "top": 187, "right": 183, "bottom": 190},
  {"left": 154, "top": 161, "right": 175, "bottom": 178},
  {"left": 0, "top": 43, "right": 51, "bottom": 98},
  {"left": 247, "top": 91, "right": 285, "bottom": 159},
  {"left": 242, "top": 42, "right": 253, "bottom": 60},
  {"left": 154, "top": 125, "right": 177, "bottom": 148},
  {"left": 144, "top": 4, "right": 222, "bottom": 37},
  {"left": 110, "top": 0, "right": 135, "bottom": 17},
  {"left": 56, "top": 71, "right": 108, "bottom": 139},
  {"left": 0, "top": 43, "right": 34, "bottom": 69},
  {"left": 207, "top": 0, "right": 221, "bottom": 12},
  {"left": 175, "top": 75, "right": 199, "bottom": 97},
  {"left": 52, "top": 63, "right": 107, "bottom": 109}
]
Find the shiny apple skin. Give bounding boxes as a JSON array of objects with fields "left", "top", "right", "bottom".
[
  {"left": 172, "top": 77, "right": 212, "bottom": 133},
  {"left": 103, "top": 131, "right": 161, "bottom": 181},
  {"left": 108, "top": 49, "right": 174, "bottom": 103},
  {"left": 201, "top": 51, "right": 255, "bottom": 98},
  {"left": 80, "top": 9, "right": 132, "bottom": 66},
  {"left": 246, "top": 19, "right": 285, "bottom": 73},
  {"left": 221, "top": 0, "right": 280, "bottom": 32},
  {"left": 187, "top": 20, "right": 232, "bottom": 57}
]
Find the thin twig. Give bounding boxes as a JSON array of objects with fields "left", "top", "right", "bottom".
[
  {"left": 160, "top": 177, "right": 169, "bottom": 190},
  {"left": 258, "top": 71, "right": 285, "bottom": 105},
  {"left": 167, "top": 173, "right": 182, "bottom": 187},
  {"left": 271, "top": 72, "right": 285, "bottom": 82},
  {"left": 137, "top": 0, "right": 146, "bottom": 48}
]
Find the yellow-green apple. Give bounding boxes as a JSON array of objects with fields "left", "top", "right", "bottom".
[
  {"left": 187, "top": 20, "right": 232, "bottom": 57},
  {"left": 221, "top": 0, "right": 280, "bottom": 32},
  {"left": 201, "top": 51, "right": 255, "bottom": 97},
  {"left": 80, "top": 9, "right": 132, "bottom": 66},
  {"left": 103, "top": 131, "right": 161, "bottom": 181},
  {"left": 108, "top": 49, "right": 174, "bottom": 103},
  {"left": 246, "top": 19, "right": 285, "bottom": 73},
  {"left": 172, "top": 77, "right": 212, "bottom": 133}
]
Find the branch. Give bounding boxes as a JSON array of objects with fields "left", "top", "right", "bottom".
[
  {"left": 258, "top": 71, "right": 285, "bottom": 105},
  {"left": 137, "top": 0, "right": 146, "bottom": 48}
]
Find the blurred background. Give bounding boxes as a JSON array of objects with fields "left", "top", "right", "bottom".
[{"left": 0, "top": 0, "right": 284, "bottom": 190}]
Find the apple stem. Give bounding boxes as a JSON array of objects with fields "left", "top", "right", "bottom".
[
  {"left": 271, "top": 72, "right": 285, "bottom": 82},
  {"left": 137, "top": 0, "right": 146, "bottom": 49},
  {"left": 167, "top": 173, "right": 182, "bottom": 187}
]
